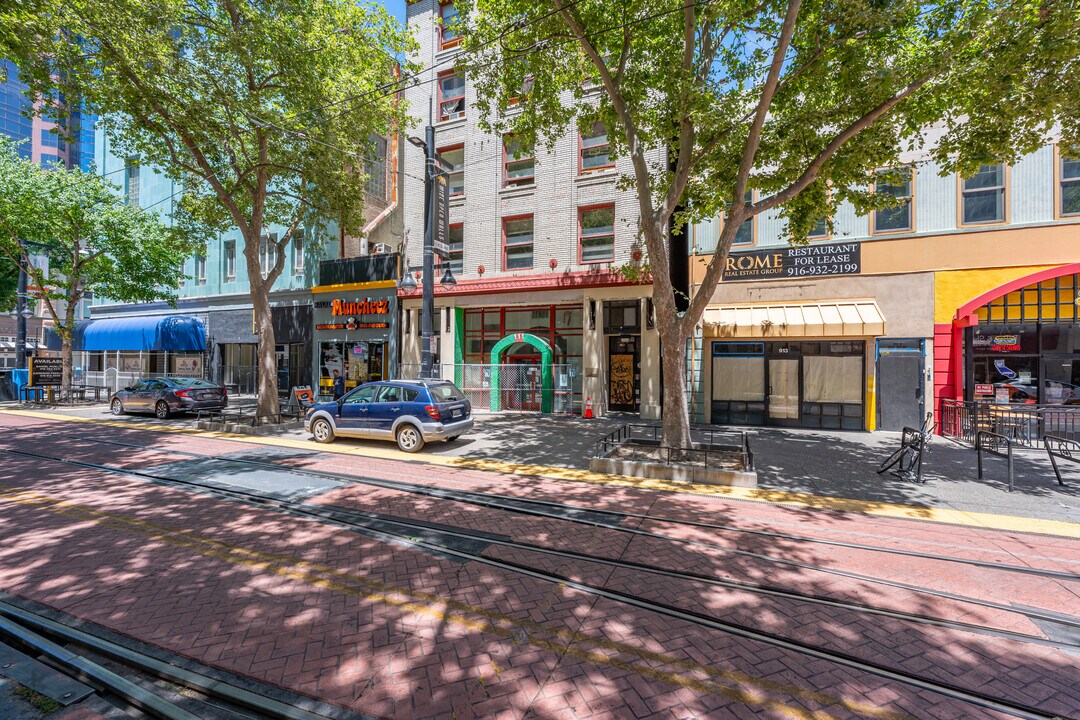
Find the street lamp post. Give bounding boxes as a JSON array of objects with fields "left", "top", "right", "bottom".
[
  {"left": 420, "top": 123, "right": 436, "bottom": 380},
  {"left": 402, "top": 126, "right": 456, "bottom": 380},
  {"left": 15, "top": 258, "right": 28, "bottom": 370}
]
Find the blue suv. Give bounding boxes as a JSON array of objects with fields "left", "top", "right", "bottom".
[{"left": 304, "top": 379, "right": 473, "bottom": 452}]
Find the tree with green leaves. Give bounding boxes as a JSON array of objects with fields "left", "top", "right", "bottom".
[
  {"left": 4, "top": 0, "right": 415, "bottom": 418},
  {"left": 457, "top": 0, "right": 1079, "bottom": 446},
  {"left": 0, "top": 137, "right": 196, "bottom": 393},
  {"left": 0, "top": 259, "right": 16, "bottom": 312}
]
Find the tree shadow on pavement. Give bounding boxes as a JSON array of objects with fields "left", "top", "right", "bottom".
[{"left": 0, "top": 415, "right": 1078, "bottom": 719}]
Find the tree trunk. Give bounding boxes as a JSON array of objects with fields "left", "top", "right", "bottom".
[
  {"left": 61, "top": 338, "right": 73, "bottom": 401},
  {"left": 250, "top": 282, "right": 280, "bottom": 421},
  {"left": 658, "top": 324, "right": 693, "bottom": 449},
  {"left": 241, "top": 225, "right": 281, "bottom": 422}
]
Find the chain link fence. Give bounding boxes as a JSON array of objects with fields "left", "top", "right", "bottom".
[{"left": 399, "top": 363, "right": 577, "bottom": 414}]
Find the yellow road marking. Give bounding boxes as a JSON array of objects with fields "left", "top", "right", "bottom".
[
  {"left": 0, "top": 488, "right": 913, "bottom": 720},
  {"left": 3, "top": 407, "right": 1078, "bottom": 539}
]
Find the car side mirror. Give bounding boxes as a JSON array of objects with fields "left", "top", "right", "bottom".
[{"left": 123, "top": 386, "right": 132, "bottom": 392}]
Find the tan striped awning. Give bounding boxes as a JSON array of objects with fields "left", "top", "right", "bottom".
[{"left": 702, "top": 300, "right": 885, "bottom": 338}]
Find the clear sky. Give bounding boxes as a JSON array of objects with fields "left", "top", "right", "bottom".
[{"left": 383, "top": 0, "right": 407, "bottom": 26}]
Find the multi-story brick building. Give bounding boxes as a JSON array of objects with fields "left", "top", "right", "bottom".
[
  {"left": 399, "top": 0, "right": 665, "bottom": 418},
  {"left": 689, "top": 136, "right": 1079, "bottom": 433}
]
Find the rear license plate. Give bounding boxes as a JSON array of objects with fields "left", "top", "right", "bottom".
[{"left": 452, "top": 410, "right": 462, "bottom": 418}]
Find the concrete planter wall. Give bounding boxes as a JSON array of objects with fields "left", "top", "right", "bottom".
[{"left": 589, "top": 455, "right": 758, "bottom": 487}]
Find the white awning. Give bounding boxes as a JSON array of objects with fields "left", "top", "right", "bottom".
[{"left": 702, "top": 300, "right": 885, "bottom": 338}]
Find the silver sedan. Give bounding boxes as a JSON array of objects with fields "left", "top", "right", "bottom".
[{"left": 110, "top": 377, "right": 228, "bottom": 419}]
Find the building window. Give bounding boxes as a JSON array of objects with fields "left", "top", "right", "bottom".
[
  {"left": 293, "top": 229, "right": 305, "bottom": 274},
  {"left": 438, "top": 71, "right": 465, "bottom": 121},
  {"left": 503, "top": 215, "right": 534, "bottom": 270},
  {"left": 124, "top": 159, "right": 140, "bottom": 206},
  {"left": 177, "top": 260, "right": 186, "bottom": 287},
  {"left": 260, "top": 233, "right": 277, "bottom": 276},
  {"left": 439, "top": 144, "right": 464, "bottom": 195},
  {"left": 961, "top": 163, "right": 1006, "bottom": 225},
  {"left": 40, "top": 128, "right": 58, "bottom": 148},
  {"left": 365, "top": 136, "right": 387, "bottom": 200},
  {"left": 39, "top": 154, "right": 58, "bottom": 168},
  {"left": 503, "top": 136, "right": 534, "bottom": 186},
  {"left": 439, "top": 2, "right": 459, "bottom": 50},
  {"left": 224, "top": 241, "right": 236, "bottom": 281},
  {"left": 448, "top": 223, "right": 463, "bottom": 274},
  {"left": 873, "top": 167, "right": 913, "bottom": 233},
  {"left": 728, "top": 191, "right": 754, "bottom": 246},
  {"left": 807, "top": 218, "right": 830, "bottom": 239},
  {"left": 579, "top": 205, "right": 615, "bottom": 263},
  {"left": 580, "top": 122, "right": 612, "bottom": 172},
  {"left": 1061, "top": 151, "right": 1080, "bottom": 217},
  {"left": 195, "top": 255, "right": 207, "bottom": 285}
]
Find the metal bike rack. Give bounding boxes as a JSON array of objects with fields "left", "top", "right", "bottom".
[
  {"left": 976, "top": 430, "right": 1014, "bottom": 492},
  {"left": 1044, "top": 434, "right": 1076, "bottom": 486}
]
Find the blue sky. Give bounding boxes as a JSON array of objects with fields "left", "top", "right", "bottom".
[{"left": 383, "top": 0, "right": 406, "bottom": 26}]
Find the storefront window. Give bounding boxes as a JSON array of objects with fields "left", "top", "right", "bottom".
[
  {"left": 803, "top": 355, "right": 862, "bottom": 404},
  {"left": 318, "top": 340, "right": 386, "bottom": 396},
  {"left": 969, "top": 323, "right": 1079, "bottom": 405}
]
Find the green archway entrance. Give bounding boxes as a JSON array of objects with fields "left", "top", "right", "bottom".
[{"left": 489, "top": 333, "right": 554, "bottom": 412}]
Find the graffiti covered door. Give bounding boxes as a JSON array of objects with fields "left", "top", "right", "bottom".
[{"left": 608, "top": 336, "right": 639, "bottom": 412}]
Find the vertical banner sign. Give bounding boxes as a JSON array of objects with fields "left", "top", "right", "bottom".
[{"left": 432, "top": 172, "right": 450, "bottom": 260}]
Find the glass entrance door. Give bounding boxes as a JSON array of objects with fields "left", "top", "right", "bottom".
[
  {"left": 768, "top": 359, "right": 800, "bottom": 422},
  {"left": 505, "top": 354, "right": 542, "bottom": 411}
]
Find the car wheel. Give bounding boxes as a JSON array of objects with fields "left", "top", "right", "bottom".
[
  {"left": 311, "top": 418, "right": 335, "bottom": 444},
  {"left": 110, "top": 399, "right": 124, "bottom": 416},
  {"left": 155, "top": 401, "right": 170, "bottom": 419},
  {"left": 396, "top": 424, "right": 424, "bottom": 453}
]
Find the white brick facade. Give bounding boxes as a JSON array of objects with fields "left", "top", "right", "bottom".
[
  {"left": 403, "top": 0, "right": 658, "bottom": 281},
  {"left": 400, "top": 1, "right": 663, "bottom": 418}
]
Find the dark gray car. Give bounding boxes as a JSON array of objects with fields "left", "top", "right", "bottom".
[{"left": 110, "top": 377, "right": 228, "bottom": 419}]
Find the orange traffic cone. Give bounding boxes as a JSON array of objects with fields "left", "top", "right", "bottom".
[{"left": 583, "top": 397, "right": 593, "bottom": 419}]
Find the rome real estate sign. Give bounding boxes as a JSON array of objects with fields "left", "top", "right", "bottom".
[{"left": 722, "top": 243, "right": 861, "bottom": 281}]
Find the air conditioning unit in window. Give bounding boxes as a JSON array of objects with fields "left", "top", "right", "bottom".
[{"left": 371, "top": 243, "right": 392, "bottom": 255}]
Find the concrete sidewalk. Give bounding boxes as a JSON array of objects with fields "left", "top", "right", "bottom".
[{"left": 10, "top": 403, "right": 1080, "bottom": 526}]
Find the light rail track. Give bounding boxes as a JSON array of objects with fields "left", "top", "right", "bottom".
[
  {"left": 6, "top": 436, "right": 1080, "bottom": 636},
  {"left": 1, "top": 446, "right": 1071, "bottom": 720},
  {"left": 0, "top": 600, "right": 350, "bottom": 720},
  {"left": 5, "top": 427, "right": 1077, "bottom": 583}
]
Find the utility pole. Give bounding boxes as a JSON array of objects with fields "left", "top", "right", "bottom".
[{"left": 419, "top": 123, "right": 436, "bottom": 380}]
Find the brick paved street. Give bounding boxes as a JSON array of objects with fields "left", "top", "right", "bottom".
[{"left": 0, "top": 411, "right": 1078, "bottom": 719}]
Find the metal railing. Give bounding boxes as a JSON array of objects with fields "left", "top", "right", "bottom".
[
  {"left": 85, "top": 369, "right": 210, "bottom": 396},
  {"left": 941, "top": 399, "right": 1080, "bottom": 448},
  {"left": 1044, "top": 435, "right": 1076, "bottom": 486},
  {"left": 593, "top": 423, "right": 753, "bottom": 471},
  {"left": 976, "top": 430, "right": 1014, "bottom": 492}
]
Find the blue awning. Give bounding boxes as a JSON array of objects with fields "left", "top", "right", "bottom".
[{"left": 55, "top": 316, "right": 207, "bottom": 352}]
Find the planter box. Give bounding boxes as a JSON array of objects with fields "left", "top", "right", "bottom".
[
  {"left": 195, "top": 419, "right": 305, "bottom": 436},
  {"left": 590, "top": 428, "right": 758, "bottom": 487},
  {"left": 589, "top": 455, "right": 758, "bottom": 487}
]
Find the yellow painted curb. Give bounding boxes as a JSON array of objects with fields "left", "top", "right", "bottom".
[{"left": 3, "top": 407, "right": 1079, "bottom": 540}]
